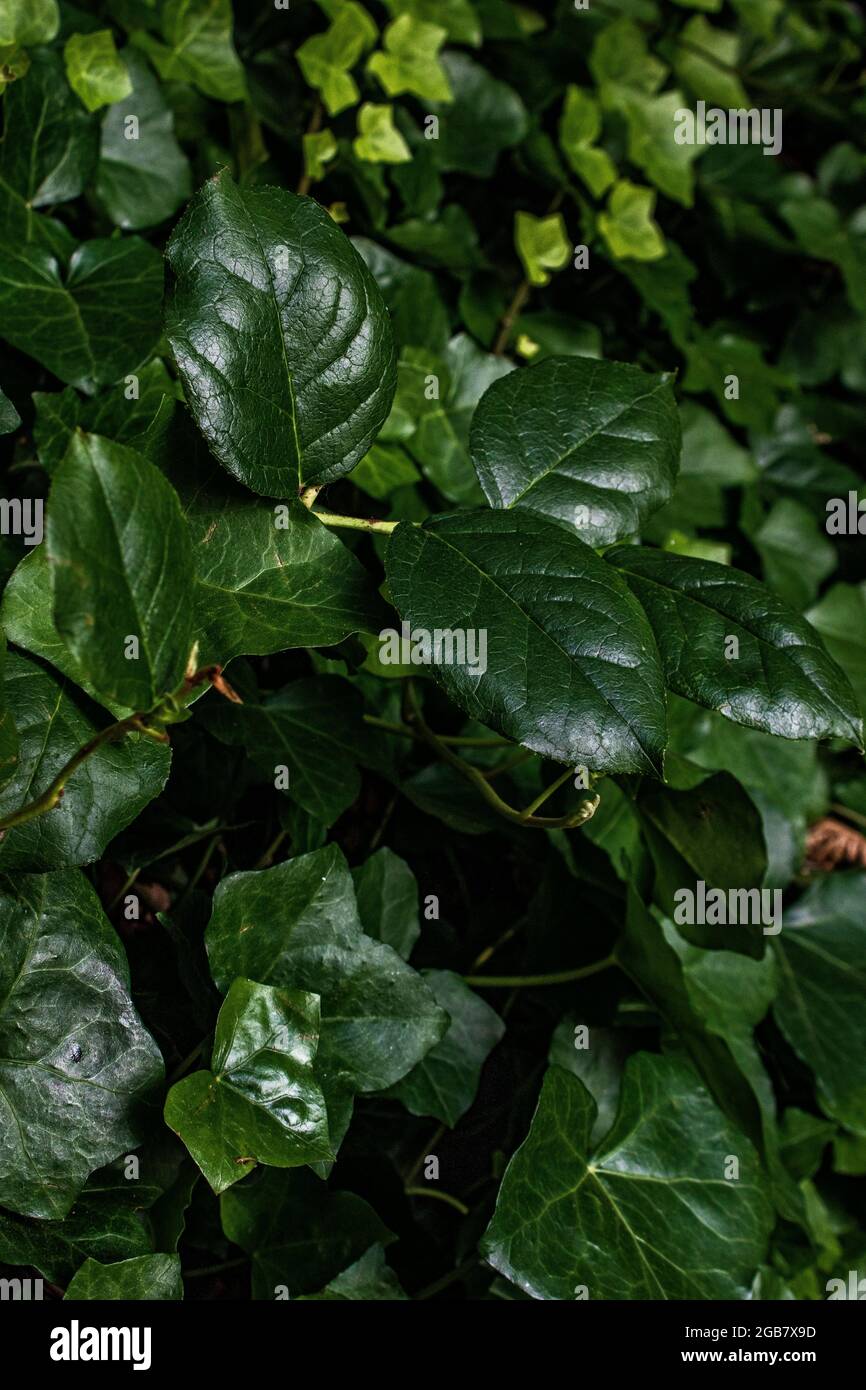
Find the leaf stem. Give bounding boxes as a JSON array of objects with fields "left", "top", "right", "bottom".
[
  {"left": 362, "top": 714, "right": 513, "bottom": 747},
  {"left": 183, "top": 1257, "right": 248, "bottom": 1280},
  {"left": 311, "top": 509, "right": 399, "bottom": 534},
  {"left": 404, "top": 1186, "right": 470, "bottom": 1216},
  {"left": 464, "top": 955, "right": 617, "bottom": 988}
]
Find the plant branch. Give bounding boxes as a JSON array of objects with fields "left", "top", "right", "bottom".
[
  {"left": 464, "top": 955, "right": 617, "bottom": 988},
  {"left": 311, "top": 509, "right": 399, "bottom": 534}
]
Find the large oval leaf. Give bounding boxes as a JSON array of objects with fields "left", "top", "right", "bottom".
[
  {"left": 609, "top": 545, "right": 864, "bottom": 747},
  {"left": 165, "top": 170, "right": 396, "bottom": 496},
  {"left": 470, "top": 356, "right": 680, "bottom": 545},
  {"left": 0, "top": 870, "right": 164, "bottom": 1219},
  {"left": 386, "top": 509, "right": 667, "bottom": 775}
]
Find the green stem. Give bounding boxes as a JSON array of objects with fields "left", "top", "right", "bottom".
[
  {"left": 464, "top": 954, "right": 617, "bottom": 988},
  {"left": 183, "top": 1257, "right": 248, "bottom": 1280},
  {"left": 363, "top": 714, "right": 512, "bottom": 748},
  {"left": 406, "top": 682, "right": 599, "bottom": 831},
  {"left": 521, "top": 766, "right": 576, "bottom": 817},
  {"left": 311, "top": 509, "right": 399, "bottom": 534},
  {"left": 404, "top": 1186, "right": 470, "bottom": 1216}
]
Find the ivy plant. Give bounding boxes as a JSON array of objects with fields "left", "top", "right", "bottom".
[{"left": 0, "top": 0, "right": 865, "bottom": 1305}]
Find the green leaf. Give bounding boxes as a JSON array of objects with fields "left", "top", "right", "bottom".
[
  {"left": 96, "top": 49, "right": 191, "bottom": 230},
  {"left": 47, "top": 433, "right": 196, "bottom": 710},
  {"left": 351, "top": 847, "right": 420, "bottom": 959},
  {"left": 221, "top": 1167, "right": 393, "bottom": 1299},
  {"left": 0, "top": 1192, "right": 152, "bottom": 1284},
  {"left": 406, "top": 333, "right": 514, "bottom": 503},
  {"left": 65, "top": 1254, "right": 183, "bottom": 1301},
  {"left": 0, "top": 386, "right": 19, "bottom": 435},
  {"left": 621, "top": 89, "right": 704, "bottom": 207},
  {"left": 353, "top": 237, "right": 450, "bottom": 352},
  {"left": 354, "top": 103, "right": 411, "bottom": 163},
  {"left": 205, "top": 845, "right": 448, "bottom": 1095},
  {"left": 303, "top": 128, "right": 338, "bottom": 183},
  {"left": 0, "top": 0, "right": 58, "bottom": 46},
  {"left": 481, "top": 1055, "right": 774, "bottom": 1299},
  {"left": 385, "top": 970, "right": 504, "bottom": 1125},
  {"left": 428, "top": 53, "right": 527, "bottom": 177},
  {"left": 598, "top": 180, "right": 666, "bottom": 261},
  {"left": 165, "top": 170, "right": 396, "bottom": 495},
  {"left": 386, "top": 509, "right": 667, "bottom": 775},
  {"left": 637, "top": 771, "right": 768, "bottom": 956},
  {"left": 0, "top": 651, "right": 170, "bottom": 871},
  {"left": 559, "top": 86, "right": 616, "bottom": 198},
  {"left": 202, "top": 676, "right": 370, "bottom": 827},
  {"left": 0, "top": 869, "right": 163, "bottom": 1218},
  {"left": 608, "top": 546, "right": 864, "bottom": 747},
  {"left": 0, "top": 629, "right": 18, "bottom": 791},
  {"left": 382, "top": 0, "right": 480, "bottom": 46},
  {"left": 774, "top": 873, "right": 866, "bottom": 1137},
  {"left": 387, "top": 204, "right": 482, "bottom": 273},
  {"left": 514, "top": 210, "right": 570, "bottom": 287},
  {"left": 297, "top": 1242, "right": 407, "bottom": 1300},
  {"left": 131, "top": 0, "right": 246, "bottom": 103},
  {"left": 470, "top": 356, "right": 680, "bottom": 545},
  {"left": 807, "top": 583, "right": 866, "bottom": 717},
  {"left": 64, "top": 31, "right": 132, "bottom": 113},
  {"left": 351, "top": 441, "right": 420, "bottom": 498},
  {"left": 0, "top": 235, "right": 163, "bottom": 393},
  {"left": 781, "top": 194, "right": 866, "bottom": 318},
  {"left": 0, "top": 50, "right": 97, "bottom": 247},
  {"left": 161, "top": 428, "right": 386, "bottom": 664},
  {"left": 672, "top": 17, "right": 749, "bottom": 109},
  {"left": 752, "top": 498, "right": 836, "bottom": 611},
  {"left": 297, "top": 4, "right": 376, "bottom": 116},
  {"left": 32, "top": 359, "right": 181, "bottom": 475},
  {"left": 368, "top": 15, "right": 451, "bottom": 102},
  {"left": 165, "top": 979, "right": 332, "bottom": 1193}
]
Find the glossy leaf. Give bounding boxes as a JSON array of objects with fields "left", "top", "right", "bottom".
[
  {"left": 47, "top": 434, "right": 196, "bottom": 710},
  {"left": 96, "top": 49, "right": 191, "bottom": 230},
  {"left": 386, "top": 509, "right": 667, "bottom": 775},
  {"left": 351, "top": 847, "right": 420, "bottom": 959},
  {"left": 64, "top": 31, "right": 132, "bottom": 113},
  {"left": 131, "top": 0, "right": 246, "bottom": 103},
  {"left": 0, "top": 870, "right": 164, "bottom": 1219},
  {"left": 609, "top": 546, "right": 864, "bottom": 747},
  {"left": 206, "top": 845, "right": 447, "bottom": 1094},
  {"left": 165, "top": 979, "right": 331, "bottom": 1192},
  {"left": 297, "top": 1242, "right": 407, "bottom": 1300},
  {"left": 165, "top": 170, "right": 396, "bottom": 495},
  {"left": 470, "top": 356, "right": 680, "bottom": 544}
]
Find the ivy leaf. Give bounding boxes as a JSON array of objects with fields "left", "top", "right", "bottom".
[
  {"left": 806, "top": 583, "right": 866, "bottom": 717},
  {"left": 221, "top": 1167, "right": 393, "bottom": 1300},
  {"left": 64, "top": 31, "right": 132, "bottom": 113},
  {"left": 0, "top": 50, "right": 97, "bottom": 247},
  {"left": 131, "top": 0, "right": 246, "bottom": 103},
  {"left": 774, "top": 873, "right": 866, "bottom": 1137},
  {"left": 297, "top": 5, "right": 376, "bottom": 116},
  {"left": 0, "top": 629, "right": 18, "bottom": 791},
  {"left": 32, "top": 359, "right": 180, "bottom": 475},
  {"left": 406, "top": 333, "right": 513, "bottom": 503},
  {"left": 0, "top": 870, "right": 164, "bottom": 1219},
  {"left": 0, "top": 1192, "right": 152, "bottom": 1284},
  {"left": 47, "top": 434, "right": 196, "bottom": 710},
  {"left": 470, "top": 356, "right": 681, "bottom": 545},
  {"left": 0, "top": 651, "right": 170, "bottom": 872},
  {"left": 65, "top": 1254, "right": 183, "bottom": 1301},
  {"left": 165, "top": 170, "right": 396, "bottom": 495},
  {"left": 303, "top": 128, "right": 338, "bottom": 184},
  {"left": 752, "top": 498, "right": 836, "bottom": 611},
  {"left": 0, "top": 388, "right": 19, "bottom": 435},
  {"left": 384, "top": 970, "right": 504, "bottom": 1125},
  {"left": 481, "top": 1055, "right": 774, "bottom": 1300},
  {"left": 386, "top": 509, "right": 667, "bottom": 776},
  {"left": 354, "top": 103, "right": 411, "bottom": 163},
  {"left": 598, "top": 180, "right": 666, "bottom": 261},
  {"left": 0, "top": 0, "right": 58, "bottom": 45},
  {"left": 0, "top": 235, "right": 163, "bottom": 393},
  {"left": 368, "top": 15, "right": 452, "bottom": 102},
  {"left": 297, "top": 1243, "right": 407, "bottom": 1300},
  {"left": 351, "top": 847, "right": 420, "bottom": 959},
  {"left": 161, "top": 427, "right": 387, "bottom": 663},
  {"left": 353, "top": 237, "right": 450, "bottom": 352},
  {"left": 428, "top": 53, "right": 527, "bottom": 177},
  {"left": 608, "top": 546, "right": 864, "bottom": 747},
  {"left": 165, "top": 979, "right": 332, "bottom": 1193},
  {"left": 96, "top": 49, "right": 191, "bottom": 230},
  {"left": 515, "top": 211, "right": 570, "bottom": 287},
  {"left": 202, "top": 675, "right": 370, "bottom": 827},
  {"left": 559, "top": 86, "right": 616, "bottom": 198},
  {"left": 382, "top": 0, "right": 481, "bottom": 46},
  {"left": 205, "top": 845, "right": 448, "bottom": 1095},
  {"left": 673, "top": 17, "right": 749, "bottom": 109}
]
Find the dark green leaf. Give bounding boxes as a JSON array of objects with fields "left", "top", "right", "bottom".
[
  {"left": 470, "top": 357, "right": 680, "bottom": 544},
  {"left": 64, "top": 1254, "right": 182, "bottom": 1300},
  {"left": 351, "top": 846, "right": 420, "bottom": 959},
  {"left": 165, "top": 170, "right": 396, "bottom": 495},
  {"left": 0, "top": 869, "right": 163, "bottom": 1218},
  {"left": 96, "top": 49, "right": 191, "bottom": 230},
  {"left": 297, "top": 1242, "right": 407, "bottom": 1300}
]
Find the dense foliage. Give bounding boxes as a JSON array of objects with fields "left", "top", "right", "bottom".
[{"left": 0, "top": 0, "right": 865, "bottom": 1303}]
